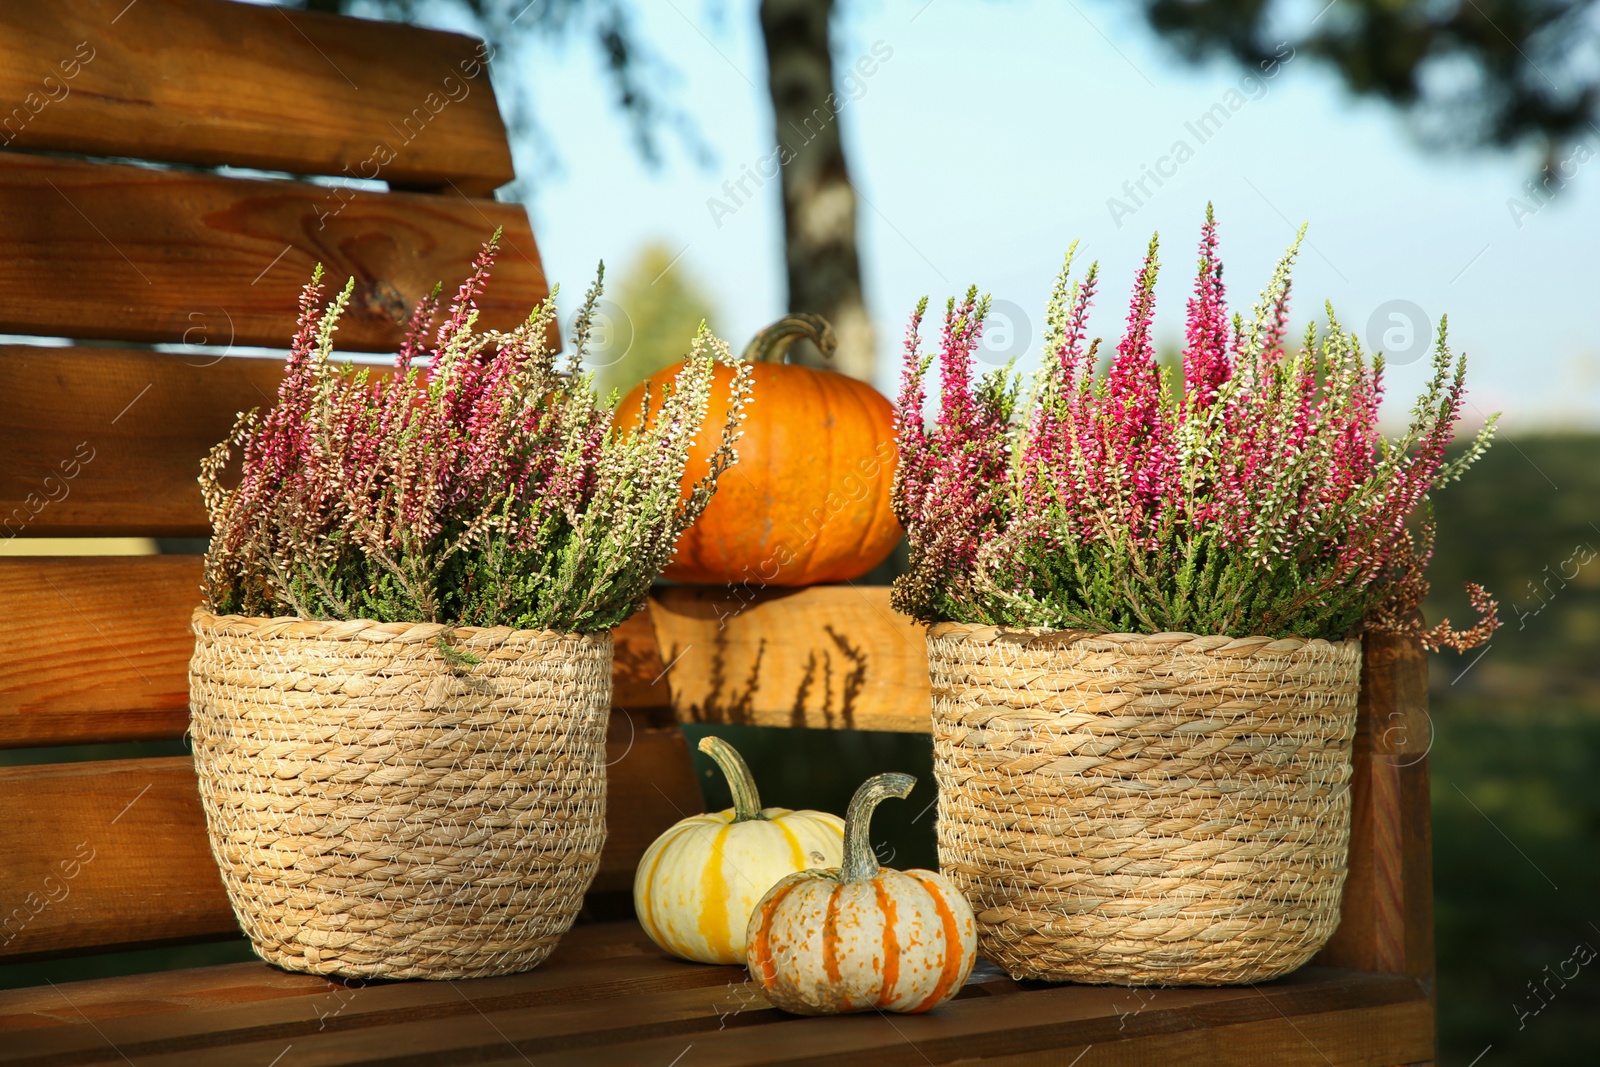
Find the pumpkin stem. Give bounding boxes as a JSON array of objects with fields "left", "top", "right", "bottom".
[
  {"left": 840, "top": 772, "right": 915, "bottom": 882},
  {"left": 698, "top": 735, "right": 766, "bottom": 822},
  {"left": 741, "top": 313, "right": 837, "bottom": 365}
]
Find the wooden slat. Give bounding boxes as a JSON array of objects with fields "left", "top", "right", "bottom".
[
  {"left": 0, "top": 941, "right": 1432, "bottom": 1066},
  {"left": 0, "top": 154, "right": 546, "bottom": 349},
  {"left": 5, "top": 995, "right": 1434, "bottom": 1067},
  {"left": 0, "top": 0, "right": 513, "bottom": 193},
  {"left": 0, "top": 923, "right": 732, "bottom": 1053},
  {"left": 515, "top": 974, "right": 1431, "bottom": 1067},
  {"left": 1314, "top": 631, "right": 1435, "bottom": 987},
  {"left": 611, "top": 605, "right": 673, "bottom": 711},
  {"left": 0, "top": 758, "right": 235, "bottom": 961},
  {"left": 0, "top": 921, "right": 670, "bottom": 1030},
  {"left": 0, "top": 560, "right": 678, "bottom": 747},
  {"left": 0, "top": 349, "right": 287, "bottom": 539},
  {"left": 650, "top": 585, "right": 932, "bottom": 732},
  {"left": 0, "top": 729, "right": 701, "bottom": 961},
  {"left": 0, "top": 558, "right": 199, "bottom": 745}
]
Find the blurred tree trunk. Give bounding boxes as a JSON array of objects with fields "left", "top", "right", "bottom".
[{"left": 759, "top": 0, "right": 875, "bottom": 382}]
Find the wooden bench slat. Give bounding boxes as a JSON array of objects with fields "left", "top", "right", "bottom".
[
  {"left": 0, "top": 757, "right": 235, "bottom": 961},
  {"left": 0, "top": 155, "right": 545, "bottom": 350},
  {"left": 0, "top": 558, "right": 198, "bottom": 745},
  {"left": 0, "top": 921, "right": 654, "bottom": 1030},
  {"left": 0, "top": 962, "right": 343, "bottom": 1032},
  {"left": 519, "top": 1008, "right": 1428, "bottom": 1067},
  {"left": 0, "top": 574, "right": 927, "bottom": 746},
  {"left": 0, "top": 947, "right": 1430, "bottom": 1066},
  {"left": 0, "top": 348, "right": 286, "bottom": 538},
  {"left": 516, "top": 971, "right": 1431, "bottom": 1067},
  {"left": 0, "top": 559, "right": 672, "bottom": 748},
  {"left": 0, "top": 732, "right": 701, "bottom": 961},
  {"left": 0, "top": 0, "right": 513, "bottom": 193},
  {"left": 6, "top": 967, "right": 750, "bottom": 1063},
  {"left": 0, "top": 925, "right": 734, "bottom": 1057},
  {"left": 650, "top": 585, "right": 933, "bottom": 732}
]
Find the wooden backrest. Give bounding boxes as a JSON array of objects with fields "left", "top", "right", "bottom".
[{"left": 0, "top": 0, "right": 707, "bottom": 963}]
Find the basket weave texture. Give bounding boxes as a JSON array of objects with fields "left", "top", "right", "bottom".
[
  {"left": 189, "top": 609, "right": 611, "bottom": 981},
  {"left": 929, "top": 623, "right": 1361, "bottom": 986}
]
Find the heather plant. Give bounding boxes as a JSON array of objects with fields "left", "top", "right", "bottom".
[
  {"left": 893, "top": 209, "right": 1498, "bottom": 649},
  {"left": 201, "top": 233, "right": 752, "bottom": 634}
]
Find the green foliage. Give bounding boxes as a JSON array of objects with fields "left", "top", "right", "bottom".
[
  {"left": 970, "top": 518, "right": 1375, "bottom": 639},
  {"left": 1142, "top": 0, "right": 1598, "bottom": 160},
  {"left": 591, "top": 242, "right": 720, "bottom": 403}
]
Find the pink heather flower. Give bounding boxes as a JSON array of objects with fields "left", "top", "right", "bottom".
[
  {"left": 893, "top": 290, "right": 1014, "bottom": 613},
  {"left": 1105, "top": 236, "right": 1175, "bottom": 542},
  {"left": 201, "top": 237, "right": 749, "bottom": 631},
  {"left": 1183, "top": 205, "right": 1231, "bottom": 411},
  {"left": 892, "top": 208, "right": 1499, "bottom": 649}
]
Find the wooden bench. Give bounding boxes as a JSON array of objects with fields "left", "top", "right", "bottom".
[{"left": 0, "top": 2, "right": 1438, "bottom": 1063}]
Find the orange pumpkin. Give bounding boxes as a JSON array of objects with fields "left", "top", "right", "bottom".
[
  {"left": 618, "top": 315, "right": 901, "bottom": 586},
  {"left": 744, "top": 772, "right": 977, "bottom": 1015}
]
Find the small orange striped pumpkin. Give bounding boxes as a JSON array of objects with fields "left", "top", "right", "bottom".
[
  {"left": 634, "top": 737, "right": 844, "bottom": 964},
  {"left": 745, "top": 772, "right": 977, "bottom": 1015}
]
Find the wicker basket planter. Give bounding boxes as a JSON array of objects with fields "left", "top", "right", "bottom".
[
  {"left": 188, "top": 610, "right": 612, "bottom": 981},
  {"left": 928, "top": 623, "right": 1361, "bottom": 986}
]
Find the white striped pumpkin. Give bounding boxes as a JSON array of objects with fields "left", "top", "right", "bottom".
[
  {"left": 746, "top": 773, "right": 977, "bottom": 1015},
  {"left": 634, "top": 736, "right": 844, "bottom": 964}
]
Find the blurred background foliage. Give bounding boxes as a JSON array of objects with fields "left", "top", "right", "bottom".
[
  {"left": 588, "top": 242, "right": 720, "bottom": 402},
  {"left": 1422, "top": 435, "right": 1600, "bottom": 1063}
]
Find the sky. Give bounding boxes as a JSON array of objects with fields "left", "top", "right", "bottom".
[{"left": 486, "top": 0, "right": 1598, "bottom": 431}]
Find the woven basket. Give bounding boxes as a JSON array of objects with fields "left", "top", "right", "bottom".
[
  {"left": 928, "top": 623, "right": 1361, "bottom": 986},
  {"left": 188, "top": 609, "right": 611, "bottom": 981}
]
